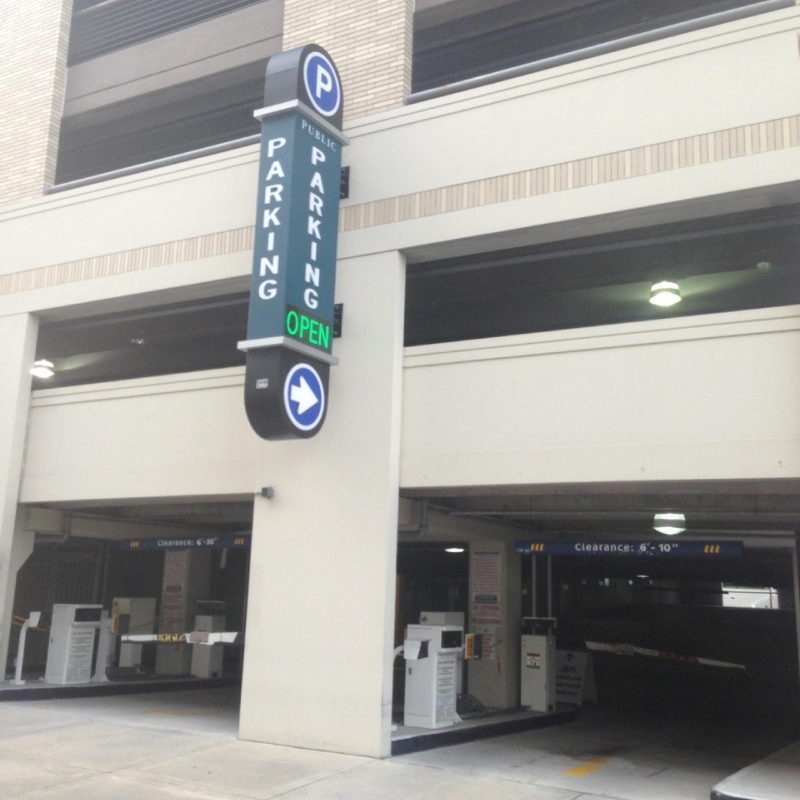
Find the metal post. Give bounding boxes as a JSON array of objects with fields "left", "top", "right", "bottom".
[
  {"left": 531, "top": 555, "right": 537, "bottom": 617},
  {"left": 547, "top": 556, "right": 553, "bottom": 618}
]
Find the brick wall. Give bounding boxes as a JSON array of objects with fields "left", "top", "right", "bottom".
[
  {"left": 282, "top": 0, "right": 413, "bottom": 122},
  {"left": 0, "top": 0, "right": 73, "bottom": 208}
]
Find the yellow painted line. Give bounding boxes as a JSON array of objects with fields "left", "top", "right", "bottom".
[{"left": 562, "top": 758, "right": 610, "bottom": 777}]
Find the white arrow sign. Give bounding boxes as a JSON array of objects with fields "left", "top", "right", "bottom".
[{"left": 290, "top": 376, "right": 319, "bottom": 414}]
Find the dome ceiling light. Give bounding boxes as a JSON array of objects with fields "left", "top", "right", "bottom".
[
  {"left": 649, "top": 281, "right": 682, "bottom": 307},
  {"left": 30, "top": 359, "right": 55, "bottom": 379},
  {"left": 653, "top": 512, "right": 686, "bottom": 535}
]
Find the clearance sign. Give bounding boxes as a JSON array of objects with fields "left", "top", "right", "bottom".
[
  {"left": 239, "top": 45, "right": 347, "bottom": 440},
  {"left": 514, "top": 540, "right": 743, "bottom": 558}
]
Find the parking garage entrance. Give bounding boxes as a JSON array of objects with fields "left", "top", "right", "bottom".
[
  {"left": 394, "top": 489, "right": 800, "bottom": 788},
  {"left": 3, "top": 500, "right": 252, "bottom": 731}
]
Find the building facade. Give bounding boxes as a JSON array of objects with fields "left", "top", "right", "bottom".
[{"left": 1, "top": 0, "right": 800, "bottom": 758}]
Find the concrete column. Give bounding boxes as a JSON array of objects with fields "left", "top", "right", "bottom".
[
  {"left": 467, "top": 540, "right": 521, "bottom": 709},
  {"left": 0, "top": 314, "right": 39, "bottom": 675},
  {"left": 282, "top": 0, "right": 413, "bottom": 122},
  {"left": 156, "top": 548, "right": 212, "bottom": 675},
  {"left": 0, "top": 0, "right": 73, "bottom": 207},
  {"left": 792, "top": 536, "right": 800, "bottom": 700},
  {"left": 239, "top": 251, "right": 405, "bottom": 757}
]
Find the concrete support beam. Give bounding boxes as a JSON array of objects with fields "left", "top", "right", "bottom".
[
  {"left": 282, "top": 0, "right": 413, "bottom": 121},
  {"left": 0, "top": 314, "right": 38, "bottom": 674},
  {"left": 0, "top": 0, "right": 72, "bottom": 206},
  {"left": 239, "top": 251, "right": 405, "bottom": 757}
]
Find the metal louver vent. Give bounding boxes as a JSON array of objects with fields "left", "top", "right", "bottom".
[{"left": 68, "top": 0, "right": 266, "bottom": 65}]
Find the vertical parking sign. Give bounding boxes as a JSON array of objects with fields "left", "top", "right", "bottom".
[{"left": 239, "top": 45, "right": 347, "bottom": 440}]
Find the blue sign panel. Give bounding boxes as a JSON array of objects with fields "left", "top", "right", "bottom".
[
  {"left": 515, "top": 540, "right": 743, "bottom": 558},
  {"left": 247, "top": 111, "right": 343, "bottom": 353},
  {"left": 283, "top": 362, "right": 325, "bottom": 432},
  {"left": 121, "top": 536, "right": 251, "bottom": 551}
]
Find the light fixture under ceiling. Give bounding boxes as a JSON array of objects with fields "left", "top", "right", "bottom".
[
  {"left": 649, "top": 281, "right": 682, "bottom": 307},
  {"left": 30, "top": 359, "right": 55, "bottom": 379},
  {"left": 653, "top": 512, "right": 686, "bottom": 535},
  {"left": 445, "top": 547, "right": 465, "bottom": 553}
]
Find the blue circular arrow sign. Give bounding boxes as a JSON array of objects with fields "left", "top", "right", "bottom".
[
  {"left": 303, "top": 51, "right": 341, "bottom": 117},
  {"left": 283, "top": 363, "right": 325, "bottom": 431}
]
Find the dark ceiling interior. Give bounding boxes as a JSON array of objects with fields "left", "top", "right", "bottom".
[
  {"left": 404, "top": 205, "right": 800, "bottom": 346},
  {"left": 56, "top": 66, "right": 263, "bottom": 183},
  {"left": 413, "top": 0, "right": 761, "bottom": 92},
  {"left": 33, "top": 205, "right": 800, "bottom": 389},
  {"left": 35, "top": 294, "right": 248, "bottom": 389}
]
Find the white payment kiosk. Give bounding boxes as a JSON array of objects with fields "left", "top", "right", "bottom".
[
  {"left": 45, "top": 604, "right": 103, "bottom": 685},
  {"left": 404, "top": 623, "right": 463, "bottom": 729},
  {"left": 521, "top": 617, "right": 557, "bottom": 712}
]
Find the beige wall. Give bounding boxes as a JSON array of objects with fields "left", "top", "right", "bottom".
[
  {"left": 401, "top": 306, "right": 800, "bottom": 490},
  {"left": 0, "top": 0, "right": 73, "bottom": 207},
  {"left": 283, "top": 0, "right": 413, "bottom": 121},
  {"left": 0, "top": 6, "right": 798, "bottom": 316},
  {"left": 20, "top": 306, "right": 800, "bottom": 502},
  {"left": 21, "top": 369, "right": 258, "bottom": 504}
]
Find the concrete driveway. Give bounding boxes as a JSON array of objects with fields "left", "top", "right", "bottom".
[{"left": 0, "top": 688, "right": 792, "bottom": 800}]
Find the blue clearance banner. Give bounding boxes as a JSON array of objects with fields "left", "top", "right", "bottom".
[
  {"left": 515, "top": 540, "right": 743, "bottom": 558},
  {"left": 121, "top": 536, "right": 251, "bottom": 551}
]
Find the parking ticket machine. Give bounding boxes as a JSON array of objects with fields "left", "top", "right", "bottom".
[
  {"left": 404, "top": 624, "right": 463, "bottom": 729},
  {"left": 520, "top": 617, "right": 557, "bottom": 713},
  {"left": 45, "top": 604, "right": 103, "bottom": 685}
]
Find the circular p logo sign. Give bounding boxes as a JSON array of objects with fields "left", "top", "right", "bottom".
[{"left": 303, "top": 51, "right": 341, "bottom": 117}]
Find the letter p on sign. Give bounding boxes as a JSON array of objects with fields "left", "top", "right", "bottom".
[{"left": 315, "top": 65, "right": 332, "bottom": 99}]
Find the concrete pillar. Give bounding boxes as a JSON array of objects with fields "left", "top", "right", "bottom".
[
  {"left": 0, "top": 314, "right": 39, "bottom": 675},
  {"left": 792, "top": 536, "right": 800, "bottom": 700},
  {"left": 239, "top": 251, "right": 405, "bottom": 757},
  {"left": 0, "top": 523, "right": 35, "bottom": 679},
  {"left": 0, "top": 0, "right": 73, "bottom": 207},
  {"left": 282, "top": 0, "right": 413, "bottom": 122},
  {"left": 155, "top": 548, "right": 212, "bottom": 675},
  {"left": 467, "top": 540, "right": 521, "bottom": 709}
]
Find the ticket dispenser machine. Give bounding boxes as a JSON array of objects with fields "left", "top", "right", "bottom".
[
  {"left": 45, "top": 604, "right": 103, "bottom": 685},
  {"left": 404, "top": 624, "right": 463, "bottom": 729},
  {"left": 520, "top": 617, "right": 557, "bottom": 712}
]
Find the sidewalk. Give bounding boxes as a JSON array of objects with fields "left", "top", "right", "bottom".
[{"left": 0, "top": 689, "right": 789, "bottom": 800}]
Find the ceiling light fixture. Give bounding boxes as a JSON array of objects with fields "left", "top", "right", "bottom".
[
  {"left": 445, "top": 547, "right": 465, "bottom": 554},
  {"left": 649, "top": 281, "right": 682, "bottom": 307},
  {"left": 653, "top": 512, "right": 686, "bottom": 535},
  {"left": 30, "top": 359, "right": 55, "bottom": 379}
]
